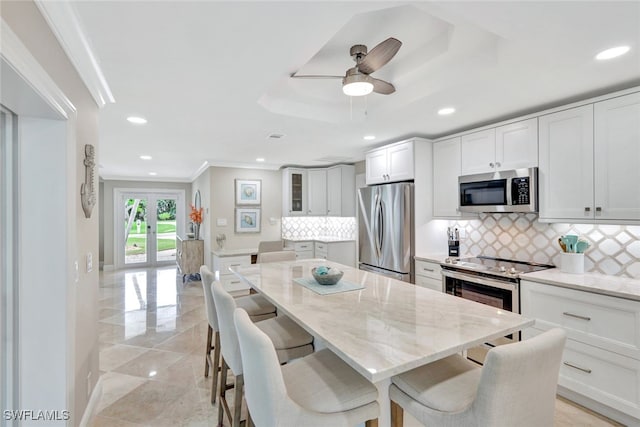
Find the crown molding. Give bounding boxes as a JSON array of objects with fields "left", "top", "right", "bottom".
[{"left": 34, "top": 1, "right": 115, "bottom": 108}]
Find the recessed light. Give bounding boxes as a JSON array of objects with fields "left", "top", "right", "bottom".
[
  {"left": 127, "top": 116, "right": 147, "bottom": 124},
  {"left": 595, "top": 46, "right": 630, "bottom": 60},
  {"left": 363, "top": 135, "right": 376, "bottom": 141},
  {"left": 256, "top": 158, "right": 265, "bottom": 162},
  {"left": 438, "top": 107, "right": 456, "bottom": 116},
  {"left": 140, "top": 155, "right": 152, "bottom": 160},
  {"left": 148, "top": 172, "right": 157, "bottom": 176}
]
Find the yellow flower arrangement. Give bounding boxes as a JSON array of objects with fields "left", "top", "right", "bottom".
[{"left": 190, "top": 204, "right": 203, "bottom": 224}]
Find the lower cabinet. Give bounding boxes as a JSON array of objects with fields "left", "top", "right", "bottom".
[
  {"left": 212, "top": 254, "right": 252, "bottom": 294},
  {"left": 521, "top": 280, "right": 640, "bottom": 422},
  {"left": 286, "top": 240, "right": 356, "bottom": 267},
  {"left": 414, "top": 259, "right": 443, "bottom": 291}
]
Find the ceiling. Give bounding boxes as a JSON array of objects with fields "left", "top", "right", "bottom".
[{"left": 67, "top": 1, "right": 640, "bottom": 181}]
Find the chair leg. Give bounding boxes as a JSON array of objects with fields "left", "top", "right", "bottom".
[
  {"left": 210, "top": 331, "right": 221, "bottom": 405},
  {"left": 204, "top": 325, "right": 213, "bottom": 377},
  {"left": 247, "top": 411, "right": 254, "bottom": 427},
  {"left": 365, "top": 419, "right": 378, "bottom": 427},
  {"left": 233, "top": 374, "right": 244, "bottom": 427},
  {"left": 218, "top": 357, "right": 228, "bottom": 427},
  {"left": 391, "top": 400, "right": 404, "bottom": 427}
]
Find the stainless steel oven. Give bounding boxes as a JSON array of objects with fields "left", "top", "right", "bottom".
[{"left": 441, "top": 256, "right": 553, "bottom": 364}]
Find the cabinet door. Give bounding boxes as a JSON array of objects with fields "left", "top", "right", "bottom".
[
  {"left": 538, "top": 105, "right": 594, "bottom": 221},
  {"left": 495, "top": 118, "right": 538, "bottom": 170},
  {"left": 460, "top": 128, "right": 496, "bottom": 175},
  {"left": 433, "top": 137, "right": 461, "bottom": 217},
  {"left": 284, "top": 169, "right": 307, "bottom": 216},
  {"left": 594, "top": 92, "right": 640, "bottom": 221},
  {"left": 365, "top": 148, "right": 388, "bottom": 185},
  {"left": 387, "top": 141, "right": 414, "bottom": 182},
  {"left": 327, "top": 166, "right": 342, "bottom": 216},
  {"left": 307, "top": 169, "right": 327, "bottom": 215}
]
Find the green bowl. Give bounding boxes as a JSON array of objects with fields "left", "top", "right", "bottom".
[{"left": 311, "top": 267, "right": 344, "bottom": 286}]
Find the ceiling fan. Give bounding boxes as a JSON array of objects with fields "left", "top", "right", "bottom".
[{"left": 291, "top": 37, "right": 402, "bottom": 97}]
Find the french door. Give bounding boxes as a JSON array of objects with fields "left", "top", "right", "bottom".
[{"left": 115, "top": 189, "right": 185, "bottom": 269}]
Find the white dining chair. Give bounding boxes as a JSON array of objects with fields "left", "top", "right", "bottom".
[
  {"left": 389, "top": 328, "right": 566, "bottom": 427},
  {"left": 257, "top": 240, "right": 284, "bottom": 254},
  {"left": 199, "top": 265, "right": 277, "bottom": 405},
  {"left": 234, "top": 308, "right": 380, "bottom": 427},
  {"left": 257, "top": 250, "right": 296, "bottom": 263},
  {"left": 212, "top": 280, "right": 314, "bottom": 427}
]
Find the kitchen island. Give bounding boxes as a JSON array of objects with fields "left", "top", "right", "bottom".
[{"left": 231, "top": 259, "right": 534, "bottom": 427}]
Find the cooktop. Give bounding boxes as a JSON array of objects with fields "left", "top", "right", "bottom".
[{"left": 443, "top": 256, "right": 555, "bottom": 277}]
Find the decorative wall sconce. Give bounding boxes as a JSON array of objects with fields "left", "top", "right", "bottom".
[{"left": 81, "top": 144, "right": 96, "bottom": 218}]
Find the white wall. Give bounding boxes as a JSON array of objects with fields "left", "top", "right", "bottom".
[{"left": 191, "top": 168, "right": 211, "bottom": 268}]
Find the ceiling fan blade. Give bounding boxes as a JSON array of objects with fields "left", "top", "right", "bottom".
[
  {"left": 290, "top": 73, "right": 343, "bottom": 79},
  {"left": 371, "top": 77, "right": 395, "bottom": 95},
  {"left": 358, "top": 37, "right": 402, "bottom": 74}
]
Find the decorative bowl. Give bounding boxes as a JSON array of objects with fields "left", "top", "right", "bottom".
[
  {"left": 311, "top": 267, "right": 344, "bottom": 286},
  {"left": 186, "top": 232, "right": 195, "bottom": 239}
]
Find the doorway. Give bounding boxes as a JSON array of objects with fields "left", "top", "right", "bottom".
[{"left": 115, "top": 189, "right": 185, "bottom": 269}]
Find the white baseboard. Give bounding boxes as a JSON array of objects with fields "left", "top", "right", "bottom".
[
  {"left": 79, "top": 376, "right": 103, "bottom": 427},
  {"left": 102, "top": 264, "right": 114, "bottom": 272},
  {"left": 557, "top": 386, "right": 640, "bottom": 427}
]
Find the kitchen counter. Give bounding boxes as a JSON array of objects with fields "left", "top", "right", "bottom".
[
  {"left": 284, "top": 237, "right": 355, "bottom": 243},
  {"left": 414, "top": 253, "right": 471, "bottom": 264},
  {"left": 212, "top": 247, "right": 257, "bottom": 257},
  {"left": 523, "top": 269, "right": 640, "bottom": 301}
]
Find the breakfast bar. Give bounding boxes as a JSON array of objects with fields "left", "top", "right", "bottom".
[{"left": 231, "top": 259, "right": 535, "bottom": 427}]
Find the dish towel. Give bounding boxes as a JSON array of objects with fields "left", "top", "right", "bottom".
[{"left": 293, "top": 277, "right": 364, "bottom": 295}]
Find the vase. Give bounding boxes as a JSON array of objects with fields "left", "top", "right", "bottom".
[{"left": 193, "top": 223, "right": 200, "bottom": 240}]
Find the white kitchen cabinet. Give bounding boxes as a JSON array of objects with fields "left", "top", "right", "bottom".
[
  {"left": 460, "top": 118, "right": 537, "bottom": 175},
  {"left": 327, "top": 165, "right": 356, "bottom": 217},
  {"left": 282, "top": 168, "right": 307, "bottom": 216},
  {"left": 365, "top": 140, "right": 414, "bottom": 185},
  {"left": 307, "top": 169, "right": 327, "bottom": 215},
  {"left": 594, "top": 92, "right": 640, "bottom": 221},
  {"left": 521, "top": 280, "right": 640, "bottom": 421},
  {"left": 414, "top": 259, "right": 443, "bottom": 291},
  {"left": 539, "top": 92, "right": 640, "bottom": 223},
  {"left": 433, "top": 137, "right": 461, "bottom": 218},
  {"left": 212, "top": 253, "right": 252, "bottom": 294}
]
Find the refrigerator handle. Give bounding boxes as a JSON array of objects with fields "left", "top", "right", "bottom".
[
  {"left": 373, "top": 192, "right": 382, "bottom": 259},
  {"left": 378, "top": 199, "right": 385, "bottom": 262}
]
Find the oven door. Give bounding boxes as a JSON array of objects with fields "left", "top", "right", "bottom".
[{"left": 442, "top": 269, "right": 519, "bottom": 364}]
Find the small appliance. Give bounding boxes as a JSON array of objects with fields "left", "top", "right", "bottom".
[{"left": 458, "top": 167, "right": 538, "bottom": 213}]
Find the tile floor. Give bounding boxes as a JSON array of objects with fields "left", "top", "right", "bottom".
[{"left": 90, "top": 266, "right": 622, "bottom": 426}]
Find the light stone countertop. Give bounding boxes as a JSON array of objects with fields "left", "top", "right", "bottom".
[
  {"left": 414, "top": 253, "right": 473, "bottom": 264},
  {"left": 522, "top": 269, "right": 640, "bottom": 302},
  {"left": 230, "top": 259, "right": 533, "bottom": 383},
  {"left": 211, "top": 248, "right": 258, "bottom": 257},
  {"left": 284, "top": 237, "right": 356, "bottom": 243}
]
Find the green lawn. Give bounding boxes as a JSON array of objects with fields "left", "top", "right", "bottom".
[
  {"left": 127, "top": 220, "right": 176, "bottom": 234},
  {"left": 125, "top": 237, "right": 176, "bottom": 255}
]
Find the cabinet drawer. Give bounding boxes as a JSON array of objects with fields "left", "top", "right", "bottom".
[
  {"left": 295, "top": 250, "right": 314, "bottom": 260},
  {"left": 293, "top": 242, "right": 313, "bottom": 251},
  {"left": 521, "top": 280, "right": 640, "bottom": 358},
  {"left": 314, "top": 242, "right": 327, "bottom": 252},
  {"left": 415, "top": 275, "right": 442, "bottom": 292},
  {"left": 415, "top": 260, "right": 442, "bottom": 280},
  {"left": 220, "top": 255, "right": 251, "bottom": 276},
  {"left": 221, "top": 276, "right": 251, "bottom": 293}
]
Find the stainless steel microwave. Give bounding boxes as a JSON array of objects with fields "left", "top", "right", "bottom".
[{"left": 458, "top": 167, "right": 538, "bottom": 213}]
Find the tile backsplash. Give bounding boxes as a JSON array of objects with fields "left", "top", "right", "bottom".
[
  {"left": 448, "top": 214, "right": 640, "bottom": 278},
  {"left": 282, "top": 216, "right": 356, "bottom": 240}
]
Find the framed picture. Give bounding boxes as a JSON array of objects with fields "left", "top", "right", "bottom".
[
  {"left": 235, "top": 208, "right": 261, "bottom": 233},
  {"left": 235, "top": 179, "right": 261, "bottom": 205}
]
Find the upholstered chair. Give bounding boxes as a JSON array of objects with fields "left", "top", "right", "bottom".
[
  {"left": 389, "top": 328, "right": 567, "bottom": 427},
  {"left": 257, "top": 250, "right": 296, "bottom": 263},
  {"left": 234, "top": 308, "right": 380, "bottom": 427},
  {"left": 212, "top": 280, "right": 314, "bottom": 427},
  {"left": 257, "top": 240, "right": 284, "bottom": 254},
  {"left": 199, "top": 265, "right": 277, "bottom": 405}
]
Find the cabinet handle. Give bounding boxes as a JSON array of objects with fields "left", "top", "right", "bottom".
[
  {"left": 495, "top": 162, "right": 501, "bottom": 168},
  {"left": 423, "top": 268, "right": 435, "bottom": 272},
  {"left": 489, "top": 162, "right": 495, "bottom": 168},
  {"left": 230, "top": 263, "right": 241, "bottom": 267},
  {"left": 584, "top": 207, "right": 591, "bottom": 212},
  {"left": 230, "top": 280, "right": 240, "bottom": 284},
  {"left": 563, "top": 361, "right": 592, "bottom": 374},
  {"left": 595, "top": 207, "right": 602, "bottom": 213},
  {"left": 562, "top": 312, "right": 591, "bottom": 321}
]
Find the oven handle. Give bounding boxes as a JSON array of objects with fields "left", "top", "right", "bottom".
[{"left": 441, "top": 269, "right": 518, "bottom": 292}]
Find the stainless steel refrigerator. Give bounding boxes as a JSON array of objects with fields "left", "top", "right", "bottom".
[{"left": 358, "top": 182, "right": 414, "bottom": 282}]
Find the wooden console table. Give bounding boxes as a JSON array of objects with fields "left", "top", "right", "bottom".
[{"left": 176, "top": 236, "right": 204, "bottom": 282}]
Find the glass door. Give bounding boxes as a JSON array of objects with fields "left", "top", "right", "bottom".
[{"left": 118, "top": 191, "right": 184, "bottom": 268}]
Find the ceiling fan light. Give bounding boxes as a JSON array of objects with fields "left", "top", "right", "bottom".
[{"left": 342, "top": 74, "right": 373, "bottom": 96}]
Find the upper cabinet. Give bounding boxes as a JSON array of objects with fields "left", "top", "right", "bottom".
[
  {"left": 365, "top": 140, "right": 414, "bottom": 185},
  {"left": 433, "top": 137, "right": 461, "bottom": 218},
  {"left": 539, "top": 91, "right": 640, "bottom": 222},
  {"left": 460, "top": 118, "right": 538, "bottom": 175},
  {"left": 282, "top": 168, "right": 307, "bottom": 216},
  {"left": 282, "top": 165, "right": 355, "bottom": 217}
]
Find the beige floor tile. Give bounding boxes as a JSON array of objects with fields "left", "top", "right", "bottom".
[
  {"left": 88, "top": 415, "right": 146, "bottom": 427},
  {"left": 154, "top": 325, "right": 205, "bottom": 354},
  {"left": 121, "top": 329, "right": 178, "bottom": 348},
  {"left": 99, "top": 345, "right": 148, "bottom": 372},
  {"left": 96, "top": 371, "right": 147, "bottom": 413},
  {"left": 147, "top": 385, "right": 217, "bottom": 427},
  {"left": 113, "top": 348, "right": 183, "bottom": 379}
]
